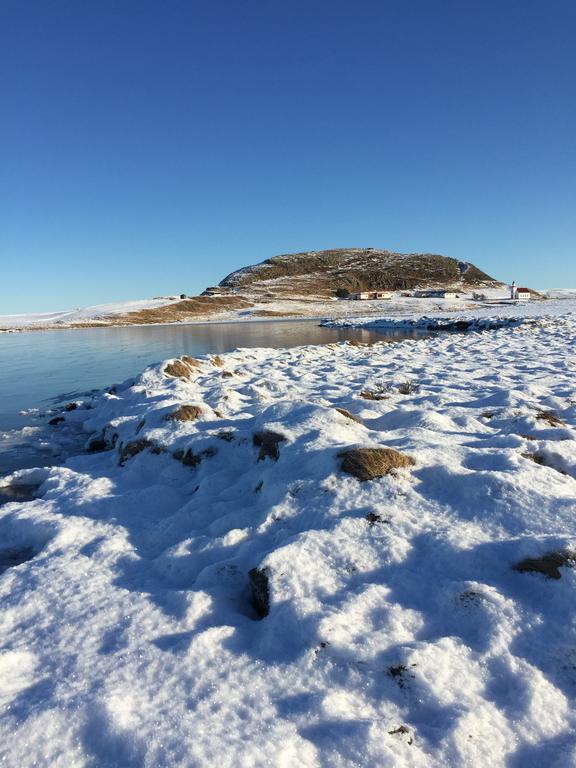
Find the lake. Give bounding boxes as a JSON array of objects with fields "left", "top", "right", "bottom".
[{"left": 0, "top": 319, "right": 430, "bottom": 475}]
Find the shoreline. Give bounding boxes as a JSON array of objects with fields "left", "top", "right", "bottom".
[{"left": 0, "top": 295, "right": 562, "bottom": 336}]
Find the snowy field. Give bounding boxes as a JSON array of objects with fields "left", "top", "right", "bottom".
[
  {"left": 2, "top": 287, "right": 571, "bottom": 332},
  {"left": 0, "top": 297, "right": 179, "bottom": 330},
  {"left": 1, "top": 305, "right": 576, "bottom": 766},
  {"left": 322, "top": 296, "right": 576, "bottom": 331}
]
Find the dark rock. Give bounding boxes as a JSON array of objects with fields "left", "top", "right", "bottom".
[
  {"left": 118, "top": 439, "right": 153, "bottom": 465},
  {"left": 0, "top": 484, "right": 39, "bottom": 505},
  {"left": 248, "top": 567, "right": 270, "bottom": 618},
  {"left": 513, "top": 551, "right": 576, "bottom": 580},
  {"left": 253, "top": 431, "right": 286, "bottom": 461}
]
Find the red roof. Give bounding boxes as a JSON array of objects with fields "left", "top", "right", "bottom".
[{"left": 517, "top": 287, "right": 530, "bottom": 292}]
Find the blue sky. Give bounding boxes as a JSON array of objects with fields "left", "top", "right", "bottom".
[{"left": 1, "top": 0, "right": 575, "bottom": 313}]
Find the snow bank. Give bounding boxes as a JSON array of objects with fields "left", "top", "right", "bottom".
[
  {"left": 1, "top": 315, "right": 576, "bottom": 766},
  {"left": 321, "top": 297, "right": 576, "bottom": 331}
]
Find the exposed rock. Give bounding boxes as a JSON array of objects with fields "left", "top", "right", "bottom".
[
  {"left": 521, "top": 452, "right": 546, "bottom": 465},
  {"left": 366, "top": 512, "right": 389, "bottom": 526},
  {"left": 513, "top": 550, "right": 576, "bottom": 580},
  {"left": 88, "top": 429, "right": 117, "bottom": 453},
  {"left": 248, "top": 567, "right": 270, "bottom": 618},
  {"left": 64, "top": 402, "right": 78, "bottom": 412},
  {"left": 48, "top": 416, "right": 65, "bottom": 426},
  {"left": 0, "top": 484, "right": 40, "bottom": 504},
  {"left": 173, "top": 447, "right": 217, "bottom": 467},
  {"left": 253, "top": 431, "right": 286, "bottom": 461},
  {"left": 119, "top": 439, "right": 154, "bottom": 465},
  {"left": 339, "top": 447, "right": 415, "bottom": 481},
  {"left": 211, "top": 355, "right": 224, "bottom": 367}
]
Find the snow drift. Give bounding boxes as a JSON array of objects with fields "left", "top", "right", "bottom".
[{"left": 1, "top": 314, "right": 576, "bottom": 767}]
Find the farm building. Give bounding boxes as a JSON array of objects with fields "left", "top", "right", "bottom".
[
  {"left": 414, "top": 290, "right": 458, "bottom": 299},
  {"left": 350, "top": 291, "right": 392, "bottom": 301}
]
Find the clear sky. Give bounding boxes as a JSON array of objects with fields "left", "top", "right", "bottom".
[{"left": 1, "top": 0, "right": 575, "bottom": 313}]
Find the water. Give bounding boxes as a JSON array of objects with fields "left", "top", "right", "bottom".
[{"left": 0, "top": 319, "right": 430, "bottom": 475}]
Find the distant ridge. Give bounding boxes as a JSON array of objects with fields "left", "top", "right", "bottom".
[{"left": 219, "top": 248, "right": 499, "bottom": 297}]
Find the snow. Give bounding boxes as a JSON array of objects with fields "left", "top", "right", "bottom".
[
  {"left": 0, "top": 297, "right": 179, "bottom": 329},
  {"left": 321, "top": 296, "right": 576, "bottom": 330},
  {"left": 1, "top": 306, "right": 576, "bottom": 766},
  {"left": 4, "top": 287, "right": 575, "bottom": 333}
]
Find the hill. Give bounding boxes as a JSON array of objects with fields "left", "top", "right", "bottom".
[{"left": 219, "top": 248, "right": 499, "bottom": 297}]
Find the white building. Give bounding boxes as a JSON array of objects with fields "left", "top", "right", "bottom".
[{"left": 351, "top": 290, "right": 392, "bottom": 301}]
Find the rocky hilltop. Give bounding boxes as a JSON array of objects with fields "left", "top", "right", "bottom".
[{"left": 220, "top": 248, "right": 499, "bottom": 297}]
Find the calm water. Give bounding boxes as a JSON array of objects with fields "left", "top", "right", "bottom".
[{"left": 0, "top": 319, "right": 430, "bottom": 475}]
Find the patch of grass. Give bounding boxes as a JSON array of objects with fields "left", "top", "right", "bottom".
[
  {"left": 535, "top": 410, "right": 566, "bottom": 427},
  {"left": 164, "top": 360, "right": 195, "bottom": 380},
  {"left": 181, "top": 356, "right": 203, "bottom": 368},
  {"left": 335, "top": 407, "right": 363, "bottom": 424},
  {"left": 397, "top": 380, "right": 420, "bottom": 395},
  {"left": 360, "top": 390, "right": 389, "bottom": 401},
  {"left": 339, "top": 447, "right": 415, "bottom": 481},
  {"left": 166, "top": 405, "right": 203, "bottom": 422}
]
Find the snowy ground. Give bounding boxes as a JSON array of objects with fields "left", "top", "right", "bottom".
[
  {"left": 1, "top": 308, "right": 576, "bottom": 766},
  {"left": 0, "top": 297, "right": 180, "bottom": 330},
  {"left": 322, "top": 297, "right": 576, "bottom": 331},
  {"left": 2, "top": 286, "right": 570, "bottom": 332}
]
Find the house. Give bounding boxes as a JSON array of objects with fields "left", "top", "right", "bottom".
[
  {"left": 414, "top": 290, "right": 458, "bottom": 299},
  {"left": 516, "top": 288, "right": 531, "bottom": 300},
  {"left": 351, "top": 290, "right": 392, "bottom": 300}
]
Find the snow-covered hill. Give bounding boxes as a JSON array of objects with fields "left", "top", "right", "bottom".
[
  {"left": 0, "top": 297, "right": 179, "bottom": 330},
  {"left": 1, "top": 305, "right": 576, "bottom": 766}
]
